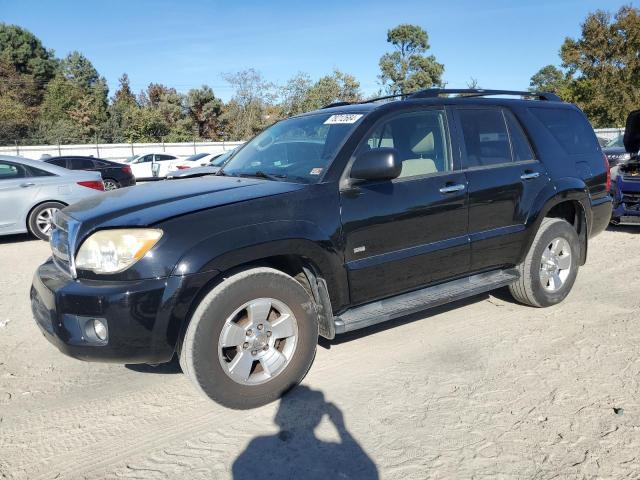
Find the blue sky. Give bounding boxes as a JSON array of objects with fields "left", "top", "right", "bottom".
[{"left": 0, "top": 0, "right": 628, "bottom": 101}]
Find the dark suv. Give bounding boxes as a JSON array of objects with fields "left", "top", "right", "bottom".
[{"left": 31, "top": 89, "right": 612, "bottom": 409}]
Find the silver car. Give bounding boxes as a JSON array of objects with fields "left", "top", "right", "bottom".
[{"left": 0, "top": 155, "right": 104, "bottom": 240}]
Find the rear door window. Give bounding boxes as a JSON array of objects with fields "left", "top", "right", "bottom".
[
  {"left": 48, "top": 158, "right": 67, "bottom": 168},
  {"left": 504, "top": 110, "right": 536, "bottom": 161},
  {"left": 529, "top": 107, "right": 599, "bottom": 155},
  {"left": 68, "top": 158, "right": 93, "bottom": 170},
  {"left": 457, "top": 108, "right": 512, "bottom": 168}
]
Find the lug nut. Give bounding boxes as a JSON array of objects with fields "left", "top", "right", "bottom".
[
  {"left": 266, "top": 331, "right": 272, "bottom": 337},
  {"left": 242, "top": 342, "right": 249, "bottom": 349},
  {"left": 246, "top": 329, "right": 253, "bottom": 336},
  {"left": 251, "top": 350, "right": 257, "bottom": 356},
  {"left": 257, "top": 324, "right": 263, "bottom": 331}
]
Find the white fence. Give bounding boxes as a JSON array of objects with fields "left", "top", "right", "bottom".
[
  {"left": 594, "top": 128, "right": 624, "bottom": 141},
  {"left": 0, "top": 141, "right": 245, "bottom": 162}
]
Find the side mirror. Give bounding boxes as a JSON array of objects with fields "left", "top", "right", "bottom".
[{"left": 350, "top": 147, "right": 401, "bottom": 181}]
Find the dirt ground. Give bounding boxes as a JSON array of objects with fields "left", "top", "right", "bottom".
[{"left": 1, "top": 227, "right": 639, "bottom": 480}]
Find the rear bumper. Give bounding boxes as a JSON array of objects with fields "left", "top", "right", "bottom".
[
  {"left": 590, "top": 195, "right": 613, "bottom": 237},
  {"left": 120, "top": 176, "right": 137, "bottom": 187},
  {"left": 31, "top": 259, "right": 216, "bottom": 364}
]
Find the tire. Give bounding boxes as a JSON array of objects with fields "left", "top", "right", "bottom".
[
  {"left": 28, "top": 202, "right": 65, "bottom": 241},
  {"left": 509, "top": 218, "right": 580, "bottom": 308},
  {"left": 180, "top": 267, "right": 318, "bottom": 409},
  {"left": 103, "top": 178, "right": 120, "bottom": 191}
]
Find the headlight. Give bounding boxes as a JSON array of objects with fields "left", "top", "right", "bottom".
[{"left": 75, "top": 229, "right": 163, "bottom": 274}]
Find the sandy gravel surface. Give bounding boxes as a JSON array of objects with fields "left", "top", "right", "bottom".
[{"left": 1, "top": 227, "right": 639, "bottom": 479}]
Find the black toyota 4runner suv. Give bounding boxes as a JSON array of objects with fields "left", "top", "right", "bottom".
[{"left": 31, "top": 89, "right": 612, "bottom": 409}]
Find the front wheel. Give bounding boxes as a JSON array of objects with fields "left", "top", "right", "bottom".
[
  {"left": 509, "top": 218, "right": 580, "bottom": 307},
  {"left": 28, "top": 202, "right": 65, "bottom": 241},
  {"left": 180, "top": 267, "right": 318, "bottom": 409}
]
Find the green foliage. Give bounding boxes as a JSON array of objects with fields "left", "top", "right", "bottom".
[
  {"left": 186, "top": 86, "right": 223, "bottom": 139},
  {"left": 221, "top": 69, "right": 277, "bottom": 140},
  {"left": 279, "top": 70, "right": 362, "bottom": 116},
  {"left": 379, "top": 24, "right": 444, "bottom": 94},
  {"left": 0, "top": 24, "right": 57, "bottom": 83},
  {"left": 531, "top": 6, "right": 640, "bottom": 127}
]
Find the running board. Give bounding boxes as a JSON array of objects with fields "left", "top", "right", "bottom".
[{"left": 334, "top": 269, "right": 519, "bottom": 334}]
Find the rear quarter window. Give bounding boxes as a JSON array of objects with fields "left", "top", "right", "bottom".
[{"left": 529, "top": 107, "right": 599, "bottom": 155}]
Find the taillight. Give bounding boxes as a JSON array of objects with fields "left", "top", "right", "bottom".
[
  {"left": 78, "top": 180, "right": 105, "bottom": 191},
  {"left": 176, "top": 165, "right": 190, "bottom": 170},
  {"left": 603, "top": 153, "right": 611, "bottom": 191},
  {"left": 122, "top": 165, "right": 132, "bottom": 175}
]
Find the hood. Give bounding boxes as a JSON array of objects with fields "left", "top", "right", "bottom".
[
  {"left": 64, "top": 176, "right": 305, "bottom": 232},
  {"left": 624, "top": 109, "right": 640, "bottom": 153}
]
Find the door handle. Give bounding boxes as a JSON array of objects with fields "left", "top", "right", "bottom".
[
  {"left": 439, "top": 184, "right": 466, "bottom": 194},
  {"left": 520, "top": 171, "right": 540, "bottom": 180},
  {"left": 20, "top": 182, "right": 35, "bottom": 188}
]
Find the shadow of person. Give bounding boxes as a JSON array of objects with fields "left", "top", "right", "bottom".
[{"left": 232, "top": 386, "right": 378, "bottom": 480}]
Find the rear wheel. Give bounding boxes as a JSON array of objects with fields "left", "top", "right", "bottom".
[
  {"left": 103, "top": 178, "right": 120, "bottom": 191},
  {"left": 509, "top": 218, "right": 580, "bottom": 307},
  {"left": 28, "top": 202, "right": 65, "bottom": 241},
  {"left": 180, "top": 267, "right": 318, "bottom": 409}
]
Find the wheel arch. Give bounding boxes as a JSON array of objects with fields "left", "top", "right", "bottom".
[
  {"left": 522, "top": 179, "right": 591, "bottom": 266},
  {"left": 25, "top": 200, "right": 68, "bottom": 233}
]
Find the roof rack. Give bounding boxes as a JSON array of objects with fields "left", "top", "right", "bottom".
[
  {"left": 320, "top": 89, "right": 561, "bottom": 110},
  {"left": 407, "top": 88, "right": 561, "bottom": 102}
]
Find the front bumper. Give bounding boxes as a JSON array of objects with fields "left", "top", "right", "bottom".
[
  {"left": 612, "top": 176, "right": 640, "bottom": 223},
  {"left": 30, "top": 259, "right": 212, "bottom": 364}
]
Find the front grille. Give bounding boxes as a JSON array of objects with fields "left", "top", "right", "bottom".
[
  {"left": 622, "top": 174, "right": 640, "bottom": 182},
  {"left": 50, "top": 211, "right": 74, "bottom": 276},
  {"left": 622, "top": 192, "right": 640, "bottom": 205}
]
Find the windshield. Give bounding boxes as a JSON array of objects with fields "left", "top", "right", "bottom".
[
  {"left": 185, "top": 153, "right": 208, "bottom": 161},
  {"left": 210, "top": 150, "right": 233, "bottom": 166},
  {"left": 606, "top": 134, "right": 624, "bottom": 148},
  {"left": 220, "top": 112, "right": 364, "bottom": 183}
]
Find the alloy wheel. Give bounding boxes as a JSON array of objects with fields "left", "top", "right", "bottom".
[
  {"left": 218, "top": 298, "right": 299, "bottom": 386},
  {"left": 539, "top": 237, "right": 572, "bottom": 292}
]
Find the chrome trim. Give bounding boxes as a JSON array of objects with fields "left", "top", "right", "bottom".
[
  {"left": 520, "top": 172, "right": 541, "bottom": 180},
  {"left": 51, "top": 211, "right": 80, "bottom": 278},
  {"left": 439, "top": 184, "right": 466, "bottom": 194}
]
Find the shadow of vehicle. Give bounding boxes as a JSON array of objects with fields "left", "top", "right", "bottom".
[
  {"left": 321, "top": 292, "right": 513, "bottom": 348},
  {"left": 232, "top": 385, "right": 378, "bottom": 480},
  {"left": 607, "top": 223, "right": 640, "bottom": 234},
  {"left": 0, "top": 233, "right": 37, "bottom": 244},
  {"left": 124, "top": 355, "right": 182, "bottom": 374}
]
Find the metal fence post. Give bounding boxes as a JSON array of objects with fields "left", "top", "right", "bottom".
[
  {"left": 95, "top": 133, "right": 100, "bottom": 158},
  {"left": 15, "top": 140, "right": 19, "bottom": 156}
]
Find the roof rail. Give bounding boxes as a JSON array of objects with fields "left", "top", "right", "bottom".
[
  {"left": 407, "top": 88, "right": 561, "bottom": 102},
  {"left": 321, "top": 101, "right": 353, "bottom": 109}
]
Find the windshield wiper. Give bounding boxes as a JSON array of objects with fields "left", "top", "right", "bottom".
[{"left": 236, "top": 171, "right": 281, "bottom": 181}]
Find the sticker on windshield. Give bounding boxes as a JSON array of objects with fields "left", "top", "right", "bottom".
[
  {"left": 324, "top": 114, "right": 363, "bottom": 125},
  {"left": 310, "top": 167, "right": 323, "bottom": 175}
]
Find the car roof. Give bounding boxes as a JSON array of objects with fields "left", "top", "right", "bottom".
[
  {"left": 300, "top": 89, "right": 576, "bottom": 119},
  {"left": 47, "top": 155, "right": 119, "bottom": 166},
  {"left": 0, "top": 154, "right": 71, "bottom": 175}
]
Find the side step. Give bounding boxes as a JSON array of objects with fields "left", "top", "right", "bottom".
[{"left": 334, "top": 269, "right": 519, "bottom": 334}]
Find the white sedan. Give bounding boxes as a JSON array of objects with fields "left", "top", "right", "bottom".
[
  {"left": 0, "top": 155, "right": 104, "bottom": 240},
  {"left": 128, "top": 152, "right": 184, "bottom": 180}
]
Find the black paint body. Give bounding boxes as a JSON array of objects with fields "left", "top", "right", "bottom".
[{"left": 31, "top": 97, "right": 612, "bottom": 364}]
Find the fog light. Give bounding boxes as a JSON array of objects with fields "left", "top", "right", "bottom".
[{"left": 93, "top": 319, "right": 107, "bottom": 341}]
